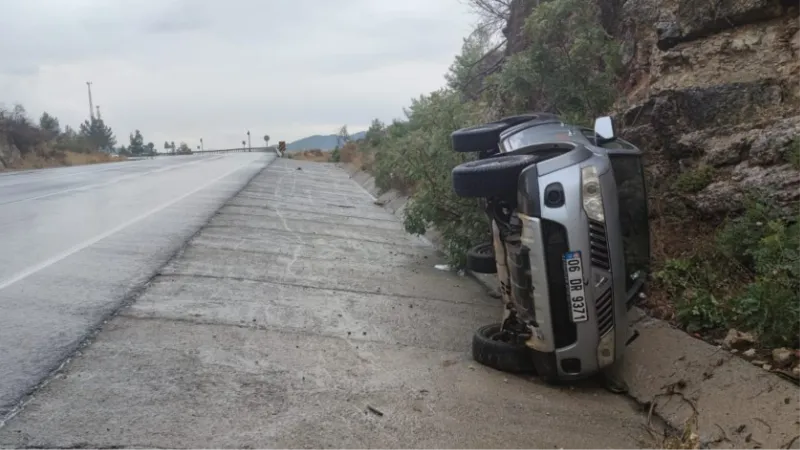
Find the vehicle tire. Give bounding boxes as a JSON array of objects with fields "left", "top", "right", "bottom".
[
  {"left": 451, "top": 113, "right": 558, "bottom": 153},
  {"left": 472, "top": 323, "right": 536, "bottom": 373},
  {"left": 452, "top": 154, "right": 538, "bottom": 198},
  {"left": 466, "top": 242, "right": 496, "bottom": 274}
]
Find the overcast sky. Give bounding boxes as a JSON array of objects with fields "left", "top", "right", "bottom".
[{"left": 0, "top": 0, "right": 476, "bottom": 149}]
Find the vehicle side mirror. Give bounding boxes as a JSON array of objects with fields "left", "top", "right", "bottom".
[{"left": 594, "top": 116, "right": 616, "bottom": 145}]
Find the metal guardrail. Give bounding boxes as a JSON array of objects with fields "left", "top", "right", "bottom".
[
  {"left": 143, "top": 146, "right": 279, "bottom": 157},
  {"left": 192, "top": 146, "right": 275, "bottom": 154}
]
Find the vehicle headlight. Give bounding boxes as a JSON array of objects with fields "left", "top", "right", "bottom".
[{"left": 581, "top": 166, "right": 604, "bottom": 222}]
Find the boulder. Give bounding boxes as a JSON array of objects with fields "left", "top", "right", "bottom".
[
  {"left": 772, "top": 347, "right": 795, "bottom": 367},
  {"left": 722, "top": 329, "right": 757, "bottom": 350}
]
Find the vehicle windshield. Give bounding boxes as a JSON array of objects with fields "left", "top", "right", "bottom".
[
  {"left": 501, "top": 122, "right": 573, "bottom": 151},
  {"left": 608, "top": 154, "right": 650, "bottom": 293}
]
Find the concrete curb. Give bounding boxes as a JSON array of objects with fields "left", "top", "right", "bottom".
[{"left": 339, "top": 162, "right": 800, "bottom": 449}]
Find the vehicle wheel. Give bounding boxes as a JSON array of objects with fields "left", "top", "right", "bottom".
[
  {"left": 466, "top": 242, "right": 496, "bottom": 274},
  {"left": 452, "top": 154, "right": 538, "bottom": 198},
  {"left": 472, "top": 323, "right": 536, "bottom": 373},
  {"left": 451, "top": 113, "right": 559, "bottom": 153}
]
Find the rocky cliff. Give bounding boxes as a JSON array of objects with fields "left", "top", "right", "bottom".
[
  {"left": 505, "top": 0, "right": 799, "bottom": 216},
  {"left": 617, "top": 0, "right": 799, "bottom": 216}
]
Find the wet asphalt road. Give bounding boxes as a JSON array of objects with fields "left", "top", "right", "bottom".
[{"left": 0, "top": 154, "right": 272, "bottom": 417}]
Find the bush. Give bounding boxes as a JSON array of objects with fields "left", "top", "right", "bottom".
[
  {"left": 354, "top": 91, "right": 491, "bottom": 267},
  {"left": 656, "top": 198, "right": 799, "bottom": 347},
  {"left": 487, "top": 0, "right": 622, "bottom": 121},
  {"left": 673, "top": 164, "right": 716, "bottom": 193}
]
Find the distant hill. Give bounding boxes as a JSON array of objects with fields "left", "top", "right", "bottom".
[{"left": 286, "top": 131, "right": 366, "bottom": 151}]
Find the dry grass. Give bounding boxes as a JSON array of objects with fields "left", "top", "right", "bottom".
[
  {"left": 2, "top": 151, "right": 124, "bottom": 172},
  {"left": 287, "top": 149, "right": 332, "bottom": 162},
  {"left": 64, "top": 151, "right": 122, "bottom": 166},
  {"left": 339, "top": 142, "right": 374, "bottom": 170}
]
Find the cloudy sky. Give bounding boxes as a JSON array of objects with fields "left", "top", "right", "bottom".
[{"left": 0, "top": 0, "right": 476, "bottom": 149}]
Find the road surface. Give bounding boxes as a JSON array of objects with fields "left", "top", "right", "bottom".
[
  {"left": 0, "top": 158, "right": 657, "bottom": 448},
  {"left": 0, "top": 154, "right": 272, "bottom": 417}
]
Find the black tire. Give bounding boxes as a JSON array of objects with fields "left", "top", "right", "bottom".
[
  {"left": 452, "top": 154, "right": 537, "bottom": 198},
  {"left": 472, "top": 324, "right": 536, "bottom": 373},
  {"left": 466, "top": 242, "right": 496, "bottom": 274},
  {"left": 451, "top": 113, "right": 559, "bottom": 153}
]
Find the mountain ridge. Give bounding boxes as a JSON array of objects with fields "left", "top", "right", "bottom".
[{"left": 286, "top": 131, "right": 366, "bottom": 151}]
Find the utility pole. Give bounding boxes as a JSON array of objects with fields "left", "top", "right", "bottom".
[
  {"left": 96, "top": 105, "right": 102, "bottom": 120},
  {"left": 86, "top": 81, "right": 95, "bottom": 120},
  {"left": 200, "top": 138, "right": 204, "bottom": 151}
]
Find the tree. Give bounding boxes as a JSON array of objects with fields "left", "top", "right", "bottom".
[
  {"left": 79, "top": 117, "right": 117, "bottom": 152},
  {"left": 164, "top": 141, "right": 170, "bottom": 152},
  {"left": 39, "top": 112, "right": 60, "bottom": 138},
  {"left": 337, "top": 125, "right": 350, "bottom": 148},
  {"left": 128, "top": 129, "right": 145, "bottom": 155},
  {"left": 177, "top": 142, "right": 192, "bottom": 154},
  {"left": 364, "top": 119, "right": 385, "bottom": 148},
  {"left": 263, "top": 134, "right": 270, "bottom": 146},
  {"left": 63, "top": 125, "right": 77, "bottom": 139},
  {"left": 445, "top": 25, "right": 501, "bottom": 99},
  {"left": 146, "top": 142, "right": 155, "bottom": 155},
  {"left": 462, "top": 0, "right": 513, "bottom": 38},
  {"left": 489, "top": 0, "right": 621, "bottom": 121},
  {"left": 170, "top": 141, "right": 176, "bottom": 153}
]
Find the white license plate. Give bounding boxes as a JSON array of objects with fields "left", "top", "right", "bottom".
[{"left": 564, "top": 251, "right": 588, "bottom": 323}]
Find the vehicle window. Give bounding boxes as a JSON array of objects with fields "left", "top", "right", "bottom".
[
  {"left": 502, "top": 123, "right": 575, "bottom": 151},
  {"left": 580, "top": 128, "right": 637, "bottom": 150}
]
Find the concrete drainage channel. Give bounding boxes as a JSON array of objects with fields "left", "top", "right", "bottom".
[{"left": 341, "top": 162, "right": 800, "bottom": 449}]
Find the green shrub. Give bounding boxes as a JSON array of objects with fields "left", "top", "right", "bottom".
[
  {"left": 656, "top": 256, "right": 733, "bottom": 333},
  {"left": 715, "top": 198, "right": 783, "bottom": 266},
  {"left": 488, "top": 0, "right": 622, "bottom": 121},
  {"left": 360, "top": 91, "right": 490, "bottom": 267},
  {"left": 657, "top": 199, "right": 799, "bottom": 347},
  {"left": 673, "top": 164, "right": 715, "bottom": 194}
]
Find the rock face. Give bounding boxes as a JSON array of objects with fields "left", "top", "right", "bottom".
[{"left": 611, "top": 0, "right": 800, "bottom": 215}]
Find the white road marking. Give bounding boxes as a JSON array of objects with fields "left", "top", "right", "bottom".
[
  {"left": 0, "top": 158, "right": 256, "bottom": 291},
  {"left": 0, "top": 156, "right": 222, "bottom": 206}
]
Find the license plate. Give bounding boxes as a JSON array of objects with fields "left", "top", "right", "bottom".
[{"left": 564, "top": 251, "right": 588, "bottom": 323}]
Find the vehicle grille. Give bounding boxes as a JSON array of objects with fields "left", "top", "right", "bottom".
[
  {"left": 588, "top": 220, "right": 610, "bottom": 270},
  {"left": 596, "top": 288, "right": 614, "bottom": 336},
  {"left": 542, "top": 220, "right": 577, "bottom": 348}
]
